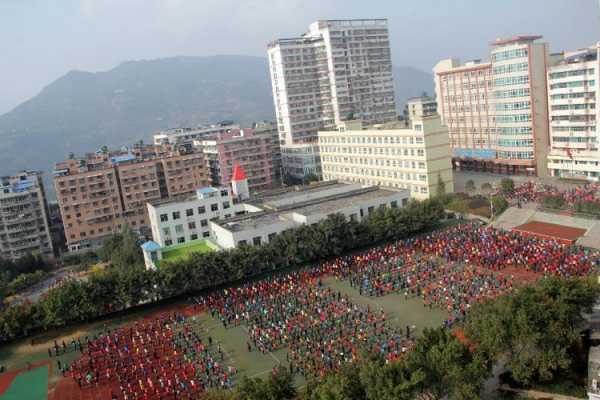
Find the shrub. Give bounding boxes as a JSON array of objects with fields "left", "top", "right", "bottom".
[{"left": 541, "top": 195, "right": 566, "bottom": 210}]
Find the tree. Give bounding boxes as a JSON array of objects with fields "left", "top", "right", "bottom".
[
  {"left": 465, "top": 180, "right": 476, "bottom": 193},
  {"left": 436, "top": 174, "right": 446, "bottom": 197},
  {"left": 491, "top": 196, "right": 509, "bottom": 216},
  {"left": 465, "top": 277, "right": 599, "bottom": 385},
  {"left": 500, "top": 178, "right": 515, "bottom": 194},
  {"left": 540, "top": 195, "right": 566, "bottom": 210},
  {"left": 480, "top": 182, "right": 492, "bottom": 194}
]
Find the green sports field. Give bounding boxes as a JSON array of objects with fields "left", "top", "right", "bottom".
[
  {"left": 160, "top": 240, "right": 215, "bottom": 264},
  {"left": 0, "top": 364, "right": 48, "bottom": 400},
  {"left": 191, "top": 276, "right": 447, "bottom": 383}
]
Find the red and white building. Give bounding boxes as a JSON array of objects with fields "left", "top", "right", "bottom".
[{"left": 434, "top": 35, "right": 551, "bottom": 176}]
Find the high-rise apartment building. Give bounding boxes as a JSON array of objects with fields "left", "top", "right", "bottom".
[
  {"left": 319, "top": 116, "right": 453, "bottom": 200},
  {"left": 434, "top": 35, "right": 551, "bottom": 176},
  {"left": 198, "top": 124, "right": 281, "bottom": 193},
  {"left": 53, "top": 144, "right": 207, "bottom": 251},
  {"left": 0, "top": 171, "right": 54, "bottom": 260},
  {"left": 268, "top": 19, "right": 397, "bottom": 179},
  {"left": 547, "top": 44, "right": 600, "bottom": 180}
]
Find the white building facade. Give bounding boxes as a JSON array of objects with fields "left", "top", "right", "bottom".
[
  {"left": 319, "top": 116, "right": 453, "bottom": 200},
  {"left": 547, "top": 44, "right": 600, "bottom": 181},
  {"left": 147, "top": 187, "right": 256, "bottom": 247},
  {"left": 267, "top": 19, "right": 397, "bottom": 179}
]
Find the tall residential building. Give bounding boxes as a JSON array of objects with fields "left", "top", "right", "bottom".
[
  {"left": 197, "top": 125, "right": 281, "bottom": 193},
  {"left": 547, "top": 44, "right": 600, "bottom": 181},
  {"left": 267, "top": 19, "right": 397, "bottom": 179},
  {"left": 53, "top": 144, "right": 207, "bottom": 251},
  {"left": 319, "top": 115, "right": 453, "bottom": 200},
  {"left": 0, "top": 171, "right": 54, "bottom": 260},
  {"left": 434, "top": 35, "right": 551, "bottom": 176}
]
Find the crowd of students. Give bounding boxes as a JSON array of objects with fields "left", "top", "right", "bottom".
[
  {"left": 65, "top": 220, "right": 600, "bottom": 395},
  {"left": 498, "top": 181, "right": 600, "bottom": 206},
  {"left": 203, "top": 271, "right": 413, "bottom": 379},
  {"left": 66, "top": 312, "right": 234, "bottom": 400}
]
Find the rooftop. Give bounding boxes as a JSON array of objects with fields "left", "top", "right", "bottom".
[
  {"left": 216, "top": 183, "right": 407, "bottom": 232},
  {"left": 490, "top": 35, "right": 542, "bottom": 46}
]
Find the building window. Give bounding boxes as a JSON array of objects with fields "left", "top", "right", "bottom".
[
  {"left": 160, "top": 213, "right": 168, "bottom": 222},
  {"left": 177, "top": 237, "right": 185, "bottom": 244},
  {"left": 190, "top": 233, "right": 198, "bottom": 240},
  {"left": 188, "top": 222, "right": 196, "bottom": 230},
  {"left": 165, "top": 239, "right": 173, "bottom": 246},
  {"left": 186, "top": 208, "right": 194, "bottom": 217},
  {"left": 202, "top": 231, "right": 210, "bottom": 238},
  {"left": 223, "top": 201, "right": 230, "bottom": 209},
  {"left": 198, "top": 206, "right": 206, "bottom": 214},
  {"left": 172, "top": 211, "right": 180, "bottom": 220},
  {"left": 163, "top": 227, "right": 171, "bottom": 236},
  {"left": 391, "top": 201, "right": 398, "bottom": 208},
  {"left": 238, "top": 240, "right": 247, "bottom": 246},
  {"left": 253, "top": 236, "right": 262, "bottom": 246},
  {"left": 200, "top": 219, "right": 208, "bottom": 227},
  {"left": 211, "top": 203, "right": 219, "bottom": 212},
  {"left": 220, "top": 189, "right": 228, "bottom": 197},
  {"left": 175, "top": 224, "right": 184, "bottom": 234}
]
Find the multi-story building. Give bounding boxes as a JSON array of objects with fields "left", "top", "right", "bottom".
[
  {"left": 197, "top": 125, "right": 281, "bottom": 192},
  {"left": 405, "top": 96, "right": 438, "bottom": 120},
  {"left": 434, "top": 35, "right": 551, "bottom": 176},
  {"left": 0, "top": 171, "right": 54, "bottom": 260},
  {"left": 267, "top": 19, "right": 397, "bottom": 179},
  {"left": 153, "top": 122, "right": 239, "bottom": 146},
  {"left": 147, "top": 186, "right": 259, "bottom": 247},
  {"left": 53, "top": 144, "right": 207, "bottom": 251},
  {"left": 319, "top": 115, "right": 453, "bottom": 200},
  {"left": 547, "top": 44, "right": 600, "bottom": 181}
]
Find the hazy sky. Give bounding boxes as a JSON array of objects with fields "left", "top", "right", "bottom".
[{"left": 1, "top": 0, "right": 599, "bottom": 114}]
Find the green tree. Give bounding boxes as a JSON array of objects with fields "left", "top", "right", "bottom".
[
  {"left": 465, "top": 180, "right": 476, "bottom": 193},
  {"left": 500, "top": 178, "right": 515, "bottom": 194},
  {"left": 465, "top": 277, "right": 599, "bottom": 385},
  {"left": 491, "top": 196, "right": 509, "bottom": 216},
  {"left": 436, "top": 174, "right": 446, "bottom": 197}
]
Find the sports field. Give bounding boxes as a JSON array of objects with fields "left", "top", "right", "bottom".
[{"left": 0, "top": 274, "right": 446, "bottom": 398}]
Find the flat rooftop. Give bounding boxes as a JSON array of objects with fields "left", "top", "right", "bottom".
[{"left": 217, "top": 183, "right": 408, "bottom": 232}]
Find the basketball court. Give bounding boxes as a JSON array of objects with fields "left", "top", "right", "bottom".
[{"left": 512, "top": 220, "right": 587, "bottom": 245}]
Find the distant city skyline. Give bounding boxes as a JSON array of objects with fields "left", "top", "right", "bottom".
[{"left": 1, "top": 0, "right": 599, "bottom": 115}]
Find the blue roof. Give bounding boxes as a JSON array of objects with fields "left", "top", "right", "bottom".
[
  {"left": 110, "top": 154, "right": 136, "bottom": 164},
  {"left": 141, "top": 241, "right": 161, "bottom": 252},
  {"left": 197, "top": 187, "right": 218, "bottom": 195}
]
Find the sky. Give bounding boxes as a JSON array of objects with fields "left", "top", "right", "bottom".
[{"left": 1, "top": 0, "right": 599, "bottom": 114}]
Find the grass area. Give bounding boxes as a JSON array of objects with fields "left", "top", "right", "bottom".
[
  {"left": 160, "top": 240, "right": 215, "bottom": 264},
  {"left": 0, "top": 364, "right": 48, "bottom": 400}
]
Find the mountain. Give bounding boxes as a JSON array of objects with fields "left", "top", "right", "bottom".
[{"left": 0, "top": 55, "right": 433, "bottom": 188}]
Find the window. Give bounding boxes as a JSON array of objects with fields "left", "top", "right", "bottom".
[
  {"left": 175, "top": 224, "right": 184, "bottom": 234},
  {"left": 177, "top": 237, "right": 185, "bottom": 244},
  {"left": 163, "top": 227, "right": 171, "bottom": 236},
  {"left": 223, "top": 201, "right": 230, "bottom": 209},
  {"left": 200, "top": 219, "right": 208, "bottom": 227},
  {"left": 160, "top": 213, "right": 168, "bottom": 222},
  {"left": 190, "top": 234, "right": 198, "bottom": 240},
  {"left": 186, "top": 208, "right": 194, "bottom": 217},
  {"left": 188, "top": 222, "right": 196, "bottom": 230},
  {"left": 165, "top": 239, "right": 173, "bottom": 246},
  {"left": 391, "top": 201, "right": 398, "bottom": 208},
  {"left": 268, "top": 233, "right": 277, "bottom": 242},
  {"left": 238, "top": 240, "right": 247, "bottom": 246},
  {"left": 211, "top": 203, "right": 219, "bottom": 212},
  {"left": 172, "top": 211, "right": 180, "bottom": 220},
  {"left": 220, "top": 189, "right": 228, "bottom": 197},
  {"left": 202, "top": 231, "right": 210, "bottom": 238},
  {"left": 253, "top": 236, "right": 262, "bottom": 246}
]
